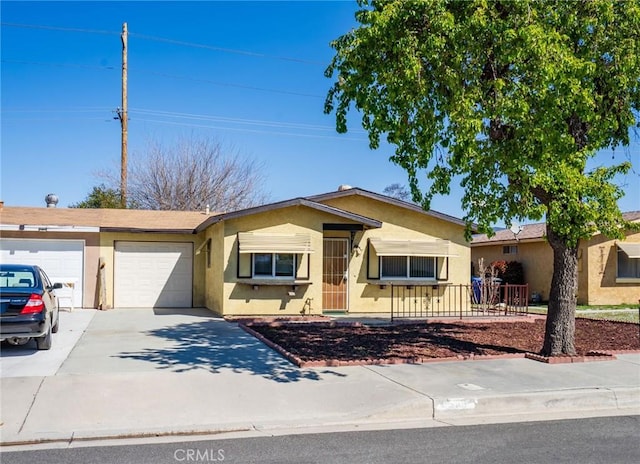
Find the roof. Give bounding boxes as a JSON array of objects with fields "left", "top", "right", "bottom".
[
  {"left": 307, "top": 187, "right": 468, "bottom": 228},
  {"left": 623, "top": 211, "right": 640, "bottom": 222},
  {"left": 472, "top": 223, "right": 547, "bottom": 246},
  {"left": 472, "top": 211, "right": 640, "bottom": 246},
  {"left": 0, "top": 207, "right": 213, "bottom": 233},
  {"left": 195, "top": 197, "right": 382, "bottom": 232},
  {"left": 0, "top": 187, "right": 469, "bottom": 234}
]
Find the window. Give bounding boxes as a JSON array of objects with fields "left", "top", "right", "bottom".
[
  {"left": 253, "top": 253, "right": 295, "bottom": 278},
  {"left": 503, "top": 245, "right": 518, "bottom": 255},
  {"left": 380, "top": 256, "right": 436, "bottom": 279},
  {"left": 617, "top": 248, "right": 640, "bottom": 279},
  {"left": 0, "top": 270, "right": 36, "bottom": 288}
]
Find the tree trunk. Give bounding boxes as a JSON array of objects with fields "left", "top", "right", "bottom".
[{"left": 542, "top": 225, "right": 579, "bottom": 356}]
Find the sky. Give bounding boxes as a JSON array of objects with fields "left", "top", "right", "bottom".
[{"left": 1, "top": 0, "right": 639, "bottom": 224}]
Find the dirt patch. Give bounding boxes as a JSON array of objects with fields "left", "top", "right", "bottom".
[{"left": 246, "top": 318, "right": 640, "bottom": 364}]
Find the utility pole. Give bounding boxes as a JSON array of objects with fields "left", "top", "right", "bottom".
[{"left": 118, "top": 22, "right": 128, "bottom": 208}]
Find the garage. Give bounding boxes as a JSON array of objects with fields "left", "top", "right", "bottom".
[
  {"left": 0, "top": 238, "right": 84, "bottom": 307},
  {"left": 114, "top": 241, "right": 193, "bottom": 308}
]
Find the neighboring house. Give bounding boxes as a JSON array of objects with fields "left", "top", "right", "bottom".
[
  {"left": 0, "top": 187, "right": 470, "bottom": 316},
  {"left": 471, "top": 212, "right": 640, "bottom": 305}
]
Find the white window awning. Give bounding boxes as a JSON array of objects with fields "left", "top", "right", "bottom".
[
  {"left": 617, "top": 242, "right": 640, "bottom": 259},
  {"left": 238, "top": 232, "right": 313, "bottom": 254},
  {"left": 369, "top": 238, "right": 457, "bottom": 257}
]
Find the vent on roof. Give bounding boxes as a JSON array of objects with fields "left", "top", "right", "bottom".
[
  {"left": 45, "top": 193, "right": 59, "bottom": 208},
  {"left": 338, "top": 184, "right": 353, "bottom": 191}
]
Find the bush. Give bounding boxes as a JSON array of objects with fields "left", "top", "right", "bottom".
[{"left": 490, "top": 260, "right": 524, "bottom": 285}]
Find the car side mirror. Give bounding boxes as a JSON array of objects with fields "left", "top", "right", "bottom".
[{"left": 52, "top": 283, "right": 63, "bottom": 289}]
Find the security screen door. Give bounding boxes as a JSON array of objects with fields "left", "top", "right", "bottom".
[{"left": 322, "top": 238, "right": 348, "bottom": 311}]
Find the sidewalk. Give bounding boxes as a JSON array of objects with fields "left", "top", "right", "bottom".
[{"left": 1, "top": 309, "right": 639, "bottom": 447}]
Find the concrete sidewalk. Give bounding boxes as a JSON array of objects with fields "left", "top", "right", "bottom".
[{"left": 1, "top": 309, "right": 639, "bottom": 447}]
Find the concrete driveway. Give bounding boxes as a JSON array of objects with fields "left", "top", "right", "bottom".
[
  {"left": 0, "top": 309, "right": 95, "bottom": 378},
  {"left": 1, "top": 307, "right": 309, "bottom": 381}
]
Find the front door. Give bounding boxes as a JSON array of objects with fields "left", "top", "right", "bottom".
[{"left": 322, "top": 238, "right": 348, "bottom": 311}]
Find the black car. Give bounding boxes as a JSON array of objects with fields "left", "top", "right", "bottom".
[{"left": 0, "top": 264, "right": 62, "bottom": 350}]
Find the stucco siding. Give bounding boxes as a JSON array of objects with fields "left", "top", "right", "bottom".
[
  {"left": 471, "top": 240, "right": 553, "bottom": 302},
  {"left": 204, "top": 223, "right": 225, "bottom": 316},
  {"left": 99, "top": 232, "right": 205, "bottom": 309},
  {"left": 584, "top": 231, "right": 640, "bottom": 305},
  {"left": 331, "top": 197, "right": 469, "bottom": 315},
  {"left": 207, "top": 198, "right": 470, "bottom": 317},
  {"left": 217, "top": 205, "right": 327, "bottom": 316}
]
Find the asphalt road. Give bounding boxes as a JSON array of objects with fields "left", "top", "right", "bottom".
[{"left": 2, "top": 415, "right": 639, "bottom": 464}]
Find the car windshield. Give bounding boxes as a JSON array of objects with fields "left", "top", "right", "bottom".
[{"left": 0, "top": 269, "right": 36, "bottom": 288}]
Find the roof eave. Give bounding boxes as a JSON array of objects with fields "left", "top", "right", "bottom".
[
  {"left": 308, "top": 188, "right": 468, "bottom": 228},
  {"left": 195, "top": 198, "right": 382, "bottom": 232},
  {"left": 100, "top": 227, "right": 198, "bottom": 234}
]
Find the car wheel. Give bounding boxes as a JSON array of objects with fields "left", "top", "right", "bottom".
[
  {"left": 52, "top": 313, "right": 60, "bottom": 333},
  {"left": 36, "top": 324, "right": 52, "bottom": 350}
]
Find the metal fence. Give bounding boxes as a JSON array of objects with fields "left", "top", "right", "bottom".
[{"left": 390, "top": 283, "right": 529, "bottom": 320}]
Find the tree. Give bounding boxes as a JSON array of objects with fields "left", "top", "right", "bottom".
[
  {"left": 383, "top": 183, "right": 411, "bottom": 201},
  {"left": 103, "top": 137, "right": 269, "bottom": 212},
  {"left": 325, "top": 0, "right": 640, "bottom": 355},
  {"left": 70, "top": 184, "right": 123, "bottom": 209}
]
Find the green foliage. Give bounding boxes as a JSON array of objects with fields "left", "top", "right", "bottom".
[
  {"left": 325, "top": 0, "right": 640, "bottom": 245},
  {"left": 70, "top": 184, "right": 123, "bottom": 209}
]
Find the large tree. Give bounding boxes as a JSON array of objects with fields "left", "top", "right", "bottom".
[
  {"left": 100, "top": 136, "right": 269, "bottom": 212},
  {"left": 325, "top": 0, "right": 640, "bottom": 355}
]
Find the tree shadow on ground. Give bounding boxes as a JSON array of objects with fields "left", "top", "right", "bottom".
[{"left": 115, "top": 319, "right": 331, "bottom": 382}]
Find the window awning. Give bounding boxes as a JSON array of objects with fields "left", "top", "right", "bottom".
[
  {"left": 617, "top": 242, "right": 640, "bottom": 259},
  {"left": 238, "top": 232, "right": 313, "bottom": 254},
  {"left": 369, "top": 238, "right": 457, "bottom": 257}
]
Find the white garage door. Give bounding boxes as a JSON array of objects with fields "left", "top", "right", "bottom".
[
  {"left": 0, "top": 238, "right": 84, "bottom": 307},
  {"left": 114, "top": 241, "right": 193, "bottom": 308}
]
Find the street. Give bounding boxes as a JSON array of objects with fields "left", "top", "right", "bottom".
[{"left": 2, "top": 415, "right": 639, "bottom": 464}]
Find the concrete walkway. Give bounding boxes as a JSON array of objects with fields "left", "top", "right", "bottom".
[{"left": 1, "top": 308, "right": 639, "bottom": 448}]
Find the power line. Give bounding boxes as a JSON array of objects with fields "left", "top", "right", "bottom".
[
  {"left": 1, "top": 59, "right": 116, "bottom": 71},
  {"left": 1, "top": 60, "right": 323, "bottom": 99},
  {"left": 2, "top": 107, "right": 113, "bottom": 113},
  {"left": 131, "top": 117, "right": 367, "bottom": 142},
  {"left": 0, "top": 22, "right": 118, "bottom": 35},
  {"left": 139, "top": 70, "right": 324, "bottom": 98},
  {"left": 1, "top": 117, "right": 111, "bottom": 122},
  {"left": 1, "top": 106, "right": 364, "bottom": 139},
  {"left": 1, "top": 22, "right": 325, "bottom": 65},
  {"left": 130, "top": 108, "right": 365, "bottom": 133},
  {"left": 130, "top": 32, "right": 325, "bottom": 66}
]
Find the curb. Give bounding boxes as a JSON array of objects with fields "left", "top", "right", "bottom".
[
  {"left": 432, "top": 386, "right": 640, "bottom": 420},
  {"left": 3, "top": 387, "right": 638, "bottom": 448},
  {"left": 0, "top": 424, "right": 256, "bottom": 447}
]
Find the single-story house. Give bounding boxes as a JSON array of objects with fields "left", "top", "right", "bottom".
[
  {"left": 471, "top": 212, "right": 640, "bottom": 305},
  {"left": 0, "top": 187, "right": 471, "bottom": 316}
]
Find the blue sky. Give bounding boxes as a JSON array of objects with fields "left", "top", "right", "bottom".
[{"left": 1, "top": 1, "right": 638, "bottom": 222}]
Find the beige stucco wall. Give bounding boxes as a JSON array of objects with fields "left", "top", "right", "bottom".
[
  {"left": 99, "top": 232, "right": 208, "bottom": 309},
  {"left": 203, "top": 222, "right": 225, "bottom": 316},
  {"left": 471, "top": 240, "right": 553, "bottom": 302},
  {"left": 472, "top": 230, "right": 640, "bottom": 305},
  {"left": 320, "top": 195, "right": 469, "bottom": 313},
  {"left": 214, "top": 205, "right": 326, "bottom": 317},
  {"left": 207, "top": 198, "right": 470, "bottom": 317},
  {"left": 0, "top": 231, "right": 100, "bottom": 308},
  {"left": 583, "top": 230, "right": 640, "bottom": 305}
]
